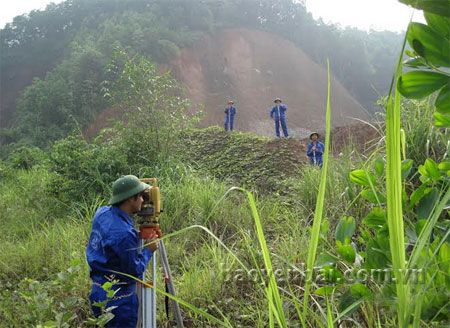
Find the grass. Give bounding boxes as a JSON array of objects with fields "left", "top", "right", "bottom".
[
  {"left": 0, "top": 154, "right": 334, "bottom": 326},
  {"left": 385, "top": 47, "right": 410, "bottom": 327},
  {"left": 302, "top": 59, "right": 332, "bottom": 326},
  {"left": 1, "top": 98, "right": 448, "bottom": 326}
]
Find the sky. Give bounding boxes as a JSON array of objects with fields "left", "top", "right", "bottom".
[
  {"left": 0, "top": 0, "right": 424, "bottom": 31},
  {"left": 304, "top": 0, "right": 424, "bottom": 32}
]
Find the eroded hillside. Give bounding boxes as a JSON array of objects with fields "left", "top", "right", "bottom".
[{"left": 167, "top": 28, "right": 369, "bottom": 137}]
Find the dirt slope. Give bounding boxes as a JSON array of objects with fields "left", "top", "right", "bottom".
[{"left": 167, "top": 28, "right": 368, "bottom": 138}]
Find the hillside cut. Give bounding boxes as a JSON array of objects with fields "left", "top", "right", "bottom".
[{"left": 168, "top": 28, "right": 368, "bottom": 137}]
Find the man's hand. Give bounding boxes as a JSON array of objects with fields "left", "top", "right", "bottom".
[{"left": 145, "top": 231, "right": 159, "bottom": 253}]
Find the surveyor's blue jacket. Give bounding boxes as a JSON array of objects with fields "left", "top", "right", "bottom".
[
  {"left": 224, "top": 106, "right": 236, "bottom": 131},
  {"left": 307, "top": 141, "right": 325, "bottom": 165},
  {"left": 225, "top": 106, "right": 236, "bottom": 117},
  {"left": 270, "top": 104, "right": 289, "bottom": 137},
  {"left": 270, "top": 104, "right": 287, "bottom": 121},
  {"left": 86, "top": 206, "right": 153, "bottom": 328}
]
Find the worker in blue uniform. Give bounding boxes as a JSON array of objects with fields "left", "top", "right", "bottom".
[
  {"left": 86, "top": 175, "right": 159, "bottom": 328},
  {"left": 224, "top": 100, "right": 236, "bottom": 131},
  {"left": 307, "top": 132, "right": 325, "bottom": 167},
  {"left": 270, "top": 98, "right": 289, "bottom": 137}
]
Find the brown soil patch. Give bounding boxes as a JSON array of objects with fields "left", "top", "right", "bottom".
[{"left": 166, "top": 28, "right": 369, "bottom": 138}]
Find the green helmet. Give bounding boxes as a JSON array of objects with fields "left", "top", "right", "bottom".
[{"left": 109, "top": 175, "right": 150, "bottom": 205}]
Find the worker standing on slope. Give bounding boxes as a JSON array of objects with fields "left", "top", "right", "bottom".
[
  {"left": 86, "top": 175, "right": 159, "bottom": 328},
  {"left": 224, "top": 100, "right": 236, "bottom": 131},
  {"left": 270, "top": 98, "right": 289, "bottom": 137},
  {"left": 307, "top": 132, "right": 325, "bottom": 167}
]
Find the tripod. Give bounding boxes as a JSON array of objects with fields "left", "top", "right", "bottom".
[{"left": 136, "top": 179, "right": 184, "bottom": 328}]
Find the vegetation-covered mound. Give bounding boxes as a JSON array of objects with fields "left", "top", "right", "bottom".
[{"left": 179, "top": 127, "right": 307, "bottom": 191}]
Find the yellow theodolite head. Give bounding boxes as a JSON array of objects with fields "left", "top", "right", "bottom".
[{"left": 137, "top": 178, "right": 161, "bottom": 224}]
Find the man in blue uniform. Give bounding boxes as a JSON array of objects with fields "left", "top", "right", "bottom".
[
  {"left": 86, "top": 175, "right": 159, "bottom": 328},
  {"left": 270, "top": 98, "right": 289, "bottom": 137},
  {"left": 307, "top": 132, "right": 325, "bottom": 167},
  {"left": 224, "top": 100, "right": 236, "bottom": 131}
]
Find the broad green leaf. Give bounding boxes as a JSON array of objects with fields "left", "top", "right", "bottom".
[
  {"left": 338, "top": 290, "right": 360, "bottom": 316},
  {"left": 424, "top": 158, "right": 442, "bottom": 180},
  {"left": 336, "top": 245, "right": 356, "bottom": 264},
  {"left": 315, "top": 253, "right": 339, "bottom": 268},
  {"left": 439, "top": 160, "right": 450, "bottom": 171},
  {"left": 415, "top": 219, "right": 427, "bottom": 237},
  {"left": 409, "top": 185, "right": 431, "bottom": 210},
  {"left": 361, "top": 189, "right": 386, "bottom": 204},
  {"left": 407, "top": 22, "right": 450, "bottom": 67},
  {"left": 376, "top": 226, "right": 391, "bottom": 253},
  {"left": 363, "top": 207, "right": 386, "bottom": 229},
  {"left": 399, "top": 0, "right": 450, "bottom": 18},
  {"left": 349, "top": 169, "right": 377, "bottom": 187},
  {"left": 321, "top": 265, "right": 343, "bottom": 283},
  {"left": 418, "top": 187, "right": 439, "bottom": 219},
  {"left": 397, "top": 71, "right": 449, "bottom": 99},
  {"left": 435, "top": 84, "right": 450, "bottom": 114},
  {"left": 335, "top": 216, "right": 356, "bottom": 243},
  {"left": 360, "top": 228, "right": 371, "bottom": 241},
  {"left": 424, "top": 12, "right": 450, "bottom": 39},
  {"left": 401, "top": 159, "right": 414, "bottom": 180},
  {"left": 314, "top": 286, "right": 336, "bottom": 296},
  {"left": 374, "top": 157, "right": 385, "bottom": 177},
  {"left": 366, "top": 239, "right": 390, "bottom": 269},
  {"left": 439, "top": 243, "right": 450, "bottom": 272},
  {"left": 434, "top": 111, "right": 450, "bottom": 128},
  {"left": 349, "top": 283, "right": 372, "bottom": 298}
]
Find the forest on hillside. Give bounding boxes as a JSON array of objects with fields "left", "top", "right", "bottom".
[{"left": 0, "top": 0, "right": 403, "bottom": 151}]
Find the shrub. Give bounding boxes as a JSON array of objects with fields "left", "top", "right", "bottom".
[{"left": 47, "top": 134, "right": 128, "bottom": 204}]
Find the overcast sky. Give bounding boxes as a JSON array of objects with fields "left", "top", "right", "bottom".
[
  {"left": 304, "top": 0, "right": 424, "bottom": 32},
  {"left": 1, "top": 0, "right": 424, "bottom": 31}
]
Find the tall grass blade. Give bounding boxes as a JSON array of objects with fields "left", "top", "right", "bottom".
[
  {"left": 326, "top": 294, "right": 334, "bottom": 328},
  {"left": 385, "top": 32, "right": 410, "bottom": 327},
  {"left": 240, "top": 187, "right": 288, "bottom": 327},
  {"left": 302, "top": 59, "right": 332, "bottom": 324}
]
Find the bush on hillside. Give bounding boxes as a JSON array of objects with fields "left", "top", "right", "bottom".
[
  {"left": 47, "top": 134, "right": 128, "bottom": 204},
  {"left": 5, "top": 146, "right": 48, "bottom": 170}
]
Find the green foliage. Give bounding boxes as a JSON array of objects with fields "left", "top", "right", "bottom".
[
  {"left": 103, "top": 48, "right": 200, "bottom": 163},
  {"left": 1, "top": 0, "right": 406, "bottom": 142},
  {"left": 399, "top": 0, "right": 450, "bottom": 17},
  {"left": 0, "top": 261, "right": 117, "bottom": 327},
  {"left": 8, "top": 45, "right": 109, "bottom": 148},
  {"left": 4, "top": 146, "right": 48, "bottom": 170},
  {"left": 47, "top": 134, "right": 128, "bottom": 204},
  {"left": 1, "top": 2, "right": 449, "bottom": 325},
  {"left": 178, "top": 127, "right": 305, "bottom": 192},
  {"left": 400, "top": 12, "right": 450, "bottom": 126}
]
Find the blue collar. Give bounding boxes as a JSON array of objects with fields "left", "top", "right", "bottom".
[{"left": 111, "top": 206, "right": 133, "bottom": 227}]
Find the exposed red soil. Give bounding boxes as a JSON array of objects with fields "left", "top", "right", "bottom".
[
  {"left": 84, "top": 28, "right": 375, "bottom": 147},
  {"left": 165, "top": 28, "right": 369, "bottom": 138}
]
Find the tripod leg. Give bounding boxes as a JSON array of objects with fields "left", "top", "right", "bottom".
[
  {"left": 151, "top": 253, "right": 157, "bottom": 328},
  {"left": 140, "top": 241, "right": 157, "bottom": 328},
  {"left": 159, "top": 240, "right": 184, "bottom": 328}
]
